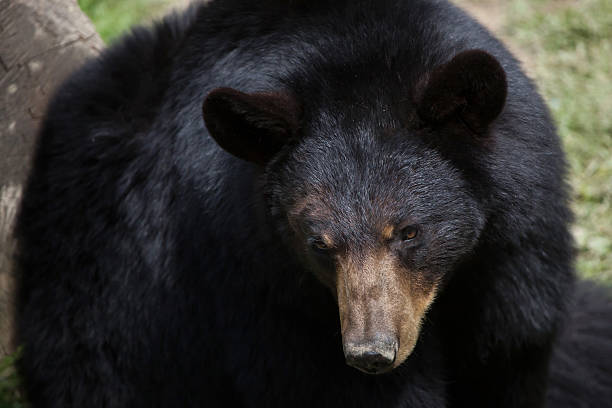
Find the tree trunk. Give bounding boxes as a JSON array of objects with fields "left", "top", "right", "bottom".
[{"left": 0, "top": 0, "right": 104, "bottom": 356}]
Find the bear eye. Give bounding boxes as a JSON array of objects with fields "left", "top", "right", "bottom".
[
  {"left": 400, "top": 225, "right": 418, "bottom": 241},
  {"left": 309, "top": 237, "right": 331, "bottom": 252}
]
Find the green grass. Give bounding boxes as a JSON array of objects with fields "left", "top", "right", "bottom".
[
  {"left": 504, "top": 0, "right": 612, "bottom": 283},
  {"left": 0, "top": 350, "right": 25, "bottom": 408},
  {"left": 78, "top": 0, "right": 172, "bottom": 43}
]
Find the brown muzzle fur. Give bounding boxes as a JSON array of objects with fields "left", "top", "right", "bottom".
[{"left": 336, "top": 250, "right": 438, "bottom": 374}]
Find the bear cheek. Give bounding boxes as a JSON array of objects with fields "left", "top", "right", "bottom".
[{"left": 393, "top": 281, "right": 439, "bottom": 368}]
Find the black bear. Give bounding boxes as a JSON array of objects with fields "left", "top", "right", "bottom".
[{"left": 14, "top": 0, "right": 612, "bottom": 407}]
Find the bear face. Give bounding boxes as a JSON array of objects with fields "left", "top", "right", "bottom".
[
  {"left": 274, "top": 129, "right": 486, "bottom": 373},
  {"left": 203, "top": 49, "right": 504, "bottom": 374}
]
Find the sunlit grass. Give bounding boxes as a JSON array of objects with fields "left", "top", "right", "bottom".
[
  {"left": 504, "top": 0, "right": 612, "bottom": 283},
  {"left": 78, "top": 0, "right": 172, "bottom": 43}
]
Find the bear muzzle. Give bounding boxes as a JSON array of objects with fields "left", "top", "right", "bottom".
[{"left": 335, "top": 250, "right": 439, "bottom": 374}]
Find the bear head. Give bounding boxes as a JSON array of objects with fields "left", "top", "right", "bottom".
[{"left": 202, "top": 49, "right": 506, "bottom": 374}]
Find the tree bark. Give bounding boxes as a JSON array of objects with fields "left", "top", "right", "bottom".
[{"left": 0, "top": 0, "right": 104, "bottom": 355}]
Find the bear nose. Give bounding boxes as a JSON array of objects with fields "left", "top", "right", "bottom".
[{"left": 343, "top": 338, "right": 397, "bottom": 374}]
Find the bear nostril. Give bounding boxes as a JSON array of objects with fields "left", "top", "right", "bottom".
[
  {"left": 344, "top": 340, "right": 397, "bottom": 374},
  {"left": 360, "top": 350, "right": 395, "bottom": 372}
]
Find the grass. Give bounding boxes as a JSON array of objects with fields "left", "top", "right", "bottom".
[
  {"left": 503, "top": 0, "right": 612, "bottom": 283},
  {"left": 77, "top": 0, "right": 172, "bottom": 43},
  {"left": 0, "top": 350, "right": 25, "bottom": 408},
  {"left": 1, "top": 0, "right": 610, "bottom": 404}
]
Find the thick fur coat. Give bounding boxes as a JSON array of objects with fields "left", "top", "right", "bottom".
[{"left": 15, "top": 0, "right": 612, "bottom": 407}]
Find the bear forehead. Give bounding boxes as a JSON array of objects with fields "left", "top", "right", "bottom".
[
  {"left": 281, "top": 130, "right": 479, "bottom": 241},
  {"left": 287, "top": 129, "right": 463, "bottom": 203}
]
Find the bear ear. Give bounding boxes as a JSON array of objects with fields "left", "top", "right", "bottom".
[
  {"left": 202, "top": 87, "right": 301, "bottom": 165},
  {"left": 416, "top": 49, "right": 507, "bottom": 135}
]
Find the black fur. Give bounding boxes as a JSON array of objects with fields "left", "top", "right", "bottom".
[
  {"left": 547, "top": 282, "right": 612, "bottom": 407},
  {"left": 14, "top": 0, "right": 611, "bottom": 407}
]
